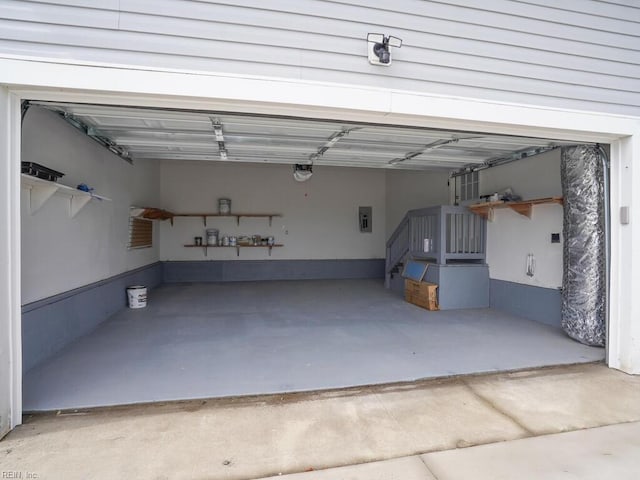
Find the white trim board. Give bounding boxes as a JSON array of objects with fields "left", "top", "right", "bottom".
[
  {"left": 1, "top": 56, "right": 637, "bottom": 139},
  {"left": 0, "top": 86, "right": 22, "bottom": 433},
  {"left": 2, "top": 57, "right": 639, "bottom": 430}
]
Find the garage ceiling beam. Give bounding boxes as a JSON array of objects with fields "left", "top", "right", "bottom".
[
  {"left": 308, "top": 128, "right": 357, "bottom": 162},
  {"left": 210, "top": 118, "right": 227, "bottom": 160},
  {"left": 388, "top": 137, "right": 462, "bottom": 166}
]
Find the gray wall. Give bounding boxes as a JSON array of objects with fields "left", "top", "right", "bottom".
[
  {"left": 164, "top": 259, "right": 385, "bottom": 283},
  {"left": 21, "top": 107, "right": 161, "bottom": 304},
  {"left": 385, "top": 170, "right": 451, "bottom": 239},
  {"left": 22, "top": 262, "right": 163, "bottom": 373},
  {"left": 1, "top": 1, "right": 639, "bottom": 116},
  {"left": 423, "top": 264, "right": 490, "bottom": 310},
  {"left": 490, "top": 278, "right": 561, "bottom": 328},
  {"left": 22, "top": 259, "right": 383, "bottom": 372}
]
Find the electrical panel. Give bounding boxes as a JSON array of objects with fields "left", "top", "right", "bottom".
[{"left": 359, "top": 206, "right": 372, "bottom": 233}]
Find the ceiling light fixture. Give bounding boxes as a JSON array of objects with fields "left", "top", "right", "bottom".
[{"left": 293, "top": 164, "right": 313, "bottom": 182}]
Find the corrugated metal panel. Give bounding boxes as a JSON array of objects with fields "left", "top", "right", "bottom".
[
  {"left": 29, "top": 101, "right": 573, "bottom": 169},
  {"left": 1, "top": 0, "right": 639, "bottom": 115}
]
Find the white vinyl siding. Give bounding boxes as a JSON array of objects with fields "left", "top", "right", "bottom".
[{"left": 0, "top": 0, "right": 639, "bottom": 115}]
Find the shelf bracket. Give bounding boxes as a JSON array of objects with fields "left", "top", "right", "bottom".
[
  {"left": 203, "top": 245, "right": 208, "bottom": 257},
  {"left": 269, "top": 216, "right": 273, "bottom": 227},
  {"left": 28, "top": 183, "right": 59, "bottom": 214},
  {"left": 509, "top": 203, "right": 533, "bottom": 218},
  {"left": 236, "top": 216, "right": 241, "bottom": 226},
  {"left": 268, "top": 246, "right": 272, "bottom": 256},
  {"left": 236, "top": 246, "right": 240, "bottom": 257},
  {"left": 69, "top": 194, "right": 93, "bottom": 218}
]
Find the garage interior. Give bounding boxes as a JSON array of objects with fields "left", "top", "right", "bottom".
[{"left": 20, "top": 102, "right": 605, "bottom": 411}]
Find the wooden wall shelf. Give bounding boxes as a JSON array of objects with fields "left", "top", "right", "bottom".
[
  {"left": 184, "top": 244, "right": 283, "bottom": 257},
  {"left": 469, "top": 197, "right": 563, "bottom": 221},
  {"left": 172, "top": 213, "right": 281, "bottom": 226}
]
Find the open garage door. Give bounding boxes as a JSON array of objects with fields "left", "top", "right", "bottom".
[{"left": 17, "top": 99, "right": 611, "bottom": 413}]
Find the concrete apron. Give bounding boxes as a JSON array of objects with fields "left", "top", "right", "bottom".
[{"left": 3, "top": 363, "right": 640, "bottom": 480}]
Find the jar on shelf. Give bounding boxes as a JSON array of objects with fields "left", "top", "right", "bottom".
[{"left": 218, "top": 198, "right": 231, "bottom": 215}]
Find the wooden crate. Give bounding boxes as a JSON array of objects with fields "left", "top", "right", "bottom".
[{"left": 404, "top": 279, "right": 439, "bottom": 311}]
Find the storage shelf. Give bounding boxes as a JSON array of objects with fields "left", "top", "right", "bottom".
[
  {"left": 21, "top": 174, "right": 111, "bottom": 217},
  {"left": 172, "top": 213, "right": 282, "bottom": 226},
  {"left": 184, "top": 244, "right": 283, "bottom": 257},
  {"left": 469, "top": 196, "right": 563, "bottom": 221}
]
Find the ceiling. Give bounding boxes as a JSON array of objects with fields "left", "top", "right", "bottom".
[{"left": 29, "top": 101, "right": 576, "bottom": 171}]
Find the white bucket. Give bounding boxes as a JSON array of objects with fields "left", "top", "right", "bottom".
[{"left": 127, "top": 285, "right": 147, "bottom": 309}]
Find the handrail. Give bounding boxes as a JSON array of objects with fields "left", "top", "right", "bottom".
[
  {"left": 385, "top": 205, "right": 487, "bottom": 288},
  {"left": 386, "top": 213, "right": 409, "bottom": 249},
  {"left": 385, "top": 214, "right": 410, "bottom": 288}
]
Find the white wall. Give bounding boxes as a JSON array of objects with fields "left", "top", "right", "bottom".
[
  {"left": 486, "top": 205, "right": 563, "bottom": 288},
  {"left": 385, "top": 170, "right": 451, "bottom": 238},
  {"left": 21, "top": 107, "right": 160, "bottom": 303},
  {"left": 483, "top": 149, "right": 563, "bottom": 288},
  {"left": 159, "top": 161, "right": 386, "bottom": 261},
  {"left": 480, "top": 149, "right": 562, "bottom": 200}
]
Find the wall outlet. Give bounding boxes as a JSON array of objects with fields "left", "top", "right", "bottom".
[{"left": 551, "top": 233, "right": 560, "bottom": 243}]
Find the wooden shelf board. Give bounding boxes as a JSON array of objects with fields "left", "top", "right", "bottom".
[
  {"left": 173, "top": 213, "right": 282, "bottom": 218},
  {"left": 183, "top": 243, "right": 283, "bottom": 257},
  {"left": 172, "top": 213, "right": 282, "bottom": 226},
  {"left": 183, "top": 244, "right": 283, "bottom": 248},
  {"left": 469, "top": 197, "right": 563, "bottom": 220}
]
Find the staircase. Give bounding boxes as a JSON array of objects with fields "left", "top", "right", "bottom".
[{"left": 385, "top": 205, "right": 487, "bottom": 288}]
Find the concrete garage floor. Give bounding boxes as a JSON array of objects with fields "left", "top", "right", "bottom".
[
  {"left": 4, "top": 364, "right": 640, "bottom": 480},
  {"left": 23, "top": 279, "right": 603, "bottom": 411}
]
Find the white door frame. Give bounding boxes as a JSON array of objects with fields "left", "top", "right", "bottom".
[
  {"left": 2, "top": 56, "right": 639, "bottom": 430},
  {"left": 0, "top": 85, "right": 22, "bottom": 434}
]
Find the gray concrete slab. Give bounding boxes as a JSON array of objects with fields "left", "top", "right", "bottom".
[
  {"left": 3, "top": 364, "right": 639, "bottom": 480},
  {"left": 23, "top": 280, "right": 603, "bottom": 411},
  {"left": 367, "top": 383, "right": 528, "bottom": 452},
  {"left": 259, "top": 456, "right": 436, "bottom": 480},
  {"left": 464, "top": 364, "right": 640, "bottom": 434},
  {"left": 421, "top": 421, "right": 640, "bottom": 480},
  {"left": 4, "top": 377, "right": 523, "bottom": 480}
]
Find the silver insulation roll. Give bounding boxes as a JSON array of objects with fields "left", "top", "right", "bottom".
[{"left": 561, "top": 145, "right": 606, "bottom": 347}]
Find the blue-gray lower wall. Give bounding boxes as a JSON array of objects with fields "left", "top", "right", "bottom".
[
  {"left": 424, "top": 264, "right": 490, "bottom": 310},
  {"left": 22, "top": 262, "right": 163, "bottom": 373},
  {"left": 22, "top": 259, "right": 383, "bottom": 372},
  {"left": 390, "top": 263, "right": 490, "bottom": 310},
  {"left": 163, "top": 259, "right": 385, "bottom": 283},
  {"left": 490, "top": 279, "right": 562, "bottom": 328}
]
